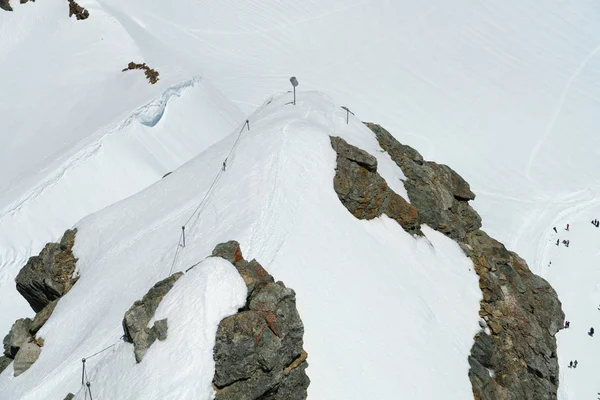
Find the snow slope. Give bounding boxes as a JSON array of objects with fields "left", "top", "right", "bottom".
[
  {"left": 0, "top": 2, "right": 245, "bottom": 333},
  {"left": 3, "top": 0, "right": 600, "bottom": 398},
  {"left": 0, "top": 92, "right": 482, "bottom": 399},
  {"left": 90, "top": 0, "right": 600, "bottom": 256},
  {"left": 532, "top": 210, "right": 600, "bottom": 399}
]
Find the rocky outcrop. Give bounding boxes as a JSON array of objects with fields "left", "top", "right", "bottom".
[
  {"left": 3, "top": 318, "right": 32, "bottom": 358},
  {"left": 0, "top": 356, "right": 11, "bottom": 374},
  {"left": 68, "top": 0, "right": 89, "bottom": 20},
  {"left": 16, "top": 229, "right": 78, "bottom": 313},
  {"left": 30, "top": 300, "right": 58, "bottom": 335},
  {"left": 212, "top": 241, "right": 309, "bottom": 400},
  {"left": 122, "top": 62, "right": 160, "bottom": 84},
  {"left": 0, "top": 0, "right": 12, "bottom": 11},
  {"left": 366, "top": 123, "right": 480, "bottom": 241},
  {"left": 365, "top": 123, "right": 564, "bottom": 399},
  {"left": 63, "top": 394, "right": 75, "bottom": 400},
  {"left": 330, "top": 136, "right": 419, "bottom": 233},
  {"left": 122, "top": 272, "right": 183, "bottom": 363},
  {"left": 1, "top": 318, "right": 42, "bottom": 376},
  {"left": 13, "top": 342, "right": 41, "bottom": 377},
  {"left": 464, "top": 231, "right": 563, "bottom": 399}
]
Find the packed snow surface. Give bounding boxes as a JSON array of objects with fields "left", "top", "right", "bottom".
[
  {"left": 0, "top": 93, "right": 482, "bottom": 399},
  {"left": 3, "top": 0, "right": 600, "bottom": 398}
]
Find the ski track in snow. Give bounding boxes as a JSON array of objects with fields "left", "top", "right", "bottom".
[{"left": 526, "top": 43, "right": 600, "bottom": 181}]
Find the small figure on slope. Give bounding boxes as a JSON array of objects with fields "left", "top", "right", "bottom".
[{"left": 589, "top": 327, "right": 595, "bottom": 337}]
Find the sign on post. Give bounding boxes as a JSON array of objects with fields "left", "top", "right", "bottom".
[{"left": 290, "top": 77, "right": 299, "bottom": 105}]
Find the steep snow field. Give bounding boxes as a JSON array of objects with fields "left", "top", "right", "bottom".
[
  {"left": 2, "top": 0, "right": 600, "bottom": 398},
  {"left": 0, "top": 2, "right": 244, "bottom": 332},
  {"left": 536, "top": 213, "right": 600, "bottom": 400},
  {"left": 0, "top": 93, "right": 482, "bottom": 399}
]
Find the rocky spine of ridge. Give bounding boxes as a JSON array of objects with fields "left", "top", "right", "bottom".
[
  {"left": 330, "top": 136, "right": 420, "bottom": 234},
  {"left": 2, "top": 230, "right": 79, "bottom": 376},
  {"left": 358, "top": 123, "right": 565, "bottom": 399},
  {"left": 0, "top": 0, "right": 12, "bottom": 11},
  {"left": 211, "top": 241, "right": 310, "bottom": 400},
  {"left": 122, "top": 272, "right": 183, "bottom": 363},
  {"left": 122, "top": 62, "right": 160, "bottom": 84},
  {"left": 68, "top": 0, "right": 89, "bottom": 20}
]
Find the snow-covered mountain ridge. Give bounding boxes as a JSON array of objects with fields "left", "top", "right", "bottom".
[
  {"left": 3, "top": 0, "right": 600, "bottom": 398},
  {"left": 1, "top": 91, "right": 564, "bottom": 399}
]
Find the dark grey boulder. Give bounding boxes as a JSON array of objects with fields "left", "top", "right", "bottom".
[
  {"left": 122, "top": 272, "right": 182, "bottom": 362},
  {"left": 0, "top": 356, "right": 11, "bottom": 374},
  {"left": 329, "top": 136, "right": 419, "bottom": 233},
  {"left": 15, "top": 229, "right": 78, "bottom": 313},
  {"left": 3, "top": 318, "right": 33, "bottom": 358},
  {"left": 212, "top": 241, "right": 309, "bottom": 400},
  {"left": 366, "top": 123, "right": 480, "bottom": 241},
  {"left": 0, "top": 0, "right": 12, "bottom": 11},
  {"left": 13, "top": 341, "right": 41, "bottom": 377},
  {"left": 63, "top": 394, "right": 75, "bottom": 400}
]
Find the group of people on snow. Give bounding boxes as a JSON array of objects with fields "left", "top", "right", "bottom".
[{"left": 552, "top": 221, "right": 599, "bottom": 371}]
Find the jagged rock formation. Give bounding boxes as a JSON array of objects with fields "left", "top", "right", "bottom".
[
  {"left": 30, "top": 300, "right": 58, "bottom": 335},
  {"left": 330, "top": 136, "right": 420, "bottom": 233},
  {"left": 122, "top": 62, "right": 160, "bottom": 84},
  {"left": 366, "top": 123, "right": 481, "bottom": 241},
  {"left": 68, "top": 0, "right": 89, "bottom": 20},
  {"left": 0, "top": 356, "right": 11, "bottom": 374},
  {"left": 16, "top": 229, "right": 78, "bottom": 313},
  {"left": 211, "top": 241, "right": 309, "bottom": 400},
  {"left": 363, "top": 123, "right": 564, "bottom": 399},
  {"left": 13, "top": 342, "right": 41, "bottom": 377},
  {"left": 122, "top": 272, "right": 183, "bottom": 363},
  {"left": 4, "top": 230, "right": 79, "bottom": 376},
  {"left": 1, "top": 318, "right": 41, "bottom": 376},
  {"left": 0, "top": 0, "right": 12, "bottom": 11},
  {"left": 3, "top": 318, "right": 32, "bottom": 358}
]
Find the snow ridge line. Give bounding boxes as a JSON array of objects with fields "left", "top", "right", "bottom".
[
  {"left": 0, "top": 76, "right": 203, "bottom": 220},
  {"left": 168, "top": 119, "right": 250, "bottom": 276}
]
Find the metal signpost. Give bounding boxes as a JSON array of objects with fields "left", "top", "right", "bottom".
[{"left": 290, "top": 76, "right": 299, "bottom": 105}]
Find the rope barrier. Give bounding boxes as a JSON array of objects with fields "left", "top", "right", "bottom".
[
  {"left": 167, "top": 118, "right": 250, "bottom": 276},
  {"left": 73, "top": 116, "right": 253, "bottom": 396}
]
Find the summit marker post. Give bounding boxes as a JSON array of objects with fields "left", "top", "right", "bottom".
[{"left": 290, "top": 76, "right": 299, "bottom": 105}]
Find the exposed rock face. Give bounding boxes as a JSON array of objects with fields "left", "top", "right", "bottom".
[
  {"left": 122, "top": 62, "right": 160, "bottom": 84},
  {"left": 13, "top": 342, "right": 41, "bottom": 377},
  {"left": 122, "top": 272, "right": 183, "bottom": 363},
  {"left": 3, "top": 318, "right": 33, "bottom": 358},
  {"left": 16, "top": 229, "right": 78, "bottom": 313},
  {"left": 30, "top": 300, "right": 58, "bottom": 334},
  {"left": 365, "top": 123, "right": 564, "bottom": 399},
  {"left": 0, "top": 0, "right": 12, "bottom": 11},
  {"left": 330, "top": 136, "right": 419, "bottom": 233},
  {"left": 68, "top": 0, "right": 89, "bottom": 20},
  {"left": 464, "top": 231, "right": 563, "bottom": 399},
  {"left": 366, "top": 123, "right": 480, "bottom": 241},
  {"left": 0, "top": 356, "right": 11, "bottom": 374},
  {"left": 212, "top": 241, "right": 309, "bottom": 400}
]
